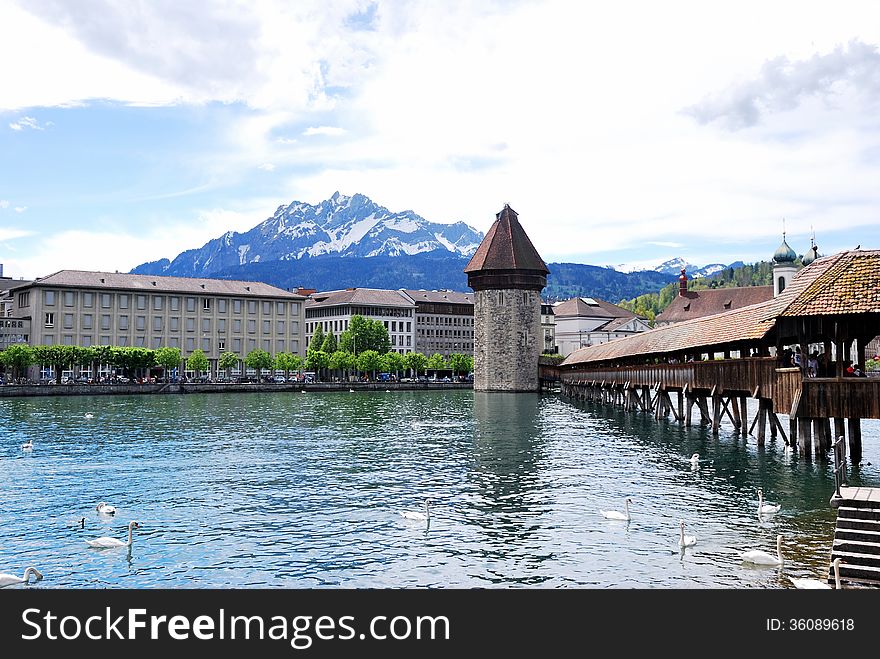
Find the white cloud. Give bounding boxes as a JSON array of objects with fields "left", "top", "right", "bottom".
[
  {"left": 8, "top": 115, "right": 45, "bottom": 130},
  {"left": 257, "top": 162, "right": 276, "bottom": 172},
  {"left": 275, "top": 137, "right": 298, "bottom": 145},
  {"left": 14, "top": 206, "right": 27, "bottom": 213},
  {"left": 0, "top": 200, "right": 9, "bottom": 209},
  {"left": 0, "top": 228, "right": 32, "bottom": 241},
  {"left": 302, "top": 126, "right": 346, "bottom": 137}
]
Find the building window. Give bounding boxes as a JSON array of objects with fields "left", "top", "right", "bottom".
[
  {"left": 276, "top": 302, "right": 285, "bottom": 314},
  {"left": 153, "top": 317, "right": 163, "bottom": 332},
  {"left": 135, "top": 316, "right": 146, "bottom": 331},
  {"left": 218, "top": 319, "right": 226, "bottom": 333},
  {"left": 152, "top": 337, "right": 162, "bottom": 349},
  {"left": 63, "top": 313, "right": 74, "bottom": 329},
  {"left": 276, "top": 339, "right": 285, "bottom": 352},
  {"left": 233, "top": 319, "right": 242, "bottom": 333},
  {"left": 119, "top": 315, "right": 129, "bottom": 330},
  {"left": 119, "top": 294, "right": 129, "bottom": 309},
  {"left": 186, "top": 317, "right": 195, "bottom": 332},
  {"left": 202, "top": 318, "right": 211, "bottom": 332},
  {"left": 201, "top": 338, "right": 210, "bottom": 351},
  {"left": 262, "top": 320, "right": 270, "bottom": 334},
  {"left": 135, "top": 336, "right": 146, "bottom": 347},
  {"left": 118, "top": 336, "right": 128, "bottom": 346},
  {"left": 18, "top": 291, "right": 29, "bottom": 307},
  {"left": 262, "top": 339, "right": 271, "bottom": 351},
  {"left": 170, "top": 296, "right": 180, "bottom": 312},
  {"left": 170, "top": 317, "right": 179, "bottom": 331},
  {"left": 248, "top": 300, "right": 257, "bottom": 314},
  {"left": 291, "top": 302, "right": 300, "bottom": 315},
  {"left": 233, "top": 338, "right": 241, "bottom": 352},
  {"left": 169, "top": 337, "right": 180, "bottom": 348},
  {"left": 63, "top": 334, "right": 74, "bottom": 346},
  {"left": 778, "top": 276, "right": 786, "bottom": 294},
  {"left": 203, "top": 298, "right": 211, "bottom": 311},
  {"left": 154, "top": 296, "right": 164, "bottom": 311},
  {"left": 44, "top": 312, "right": 55, "bottom": 327},
  {"left": 277, "top": 320, "right": 285, "bottom": 334},
  {"left": 218, "top": 299, "right": 227, "bottom": 313},
  {"left": 291, "top": 339, "right": 299, "bottom": 353},
  {"left": 218, "top": 339, "right": 225, "bottom": 351},
  {"left": 248, "top": 319, "right": 256, "bottom": 333},
  {"left": 100, "top": 335, "right": 111, "bottom": 345},
  {"left": 83, "top": 314, "right": 93, "bottom": 330},
  {"left": 186, "top": 297, "right": 196, "bottom": 312},
  {"left": 101, "top": 294, "right": 111, "bottom": 309},
  {"left": 233, "top": 299, "right": 242, "bottom": 314},
  {"left": 83, "top": 292, "right": 94, "bottom": 308},
  {"left": 136, "top": 295, "right": 146, "bottom": 310},
  {"left": 262, "top": 301, "right": 271, "bottom": 315},
  {"left": 247, "top": 338, "right": 256, "bottom": 351},
  {"left": 45, "top": 291, "right": 57, "bottom": 306}
]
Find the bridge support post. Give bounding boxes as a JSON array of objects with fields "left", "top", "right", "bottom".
[
  {"left": 739, "top": 395, "right": 748, "bottom": 435},
  {"left": 812, "top": 419, "right": 825, "bottom": 458},
  {"left": 711, "top": 394, "right": 721, "bottom": 435},
  {"left": 756, "top": 400, "right": 767, "bottom": 446},
  {"left": 677, "top": 392, "right": 684, "bottom": 425},
  {"left": 798, "top": 417, "right": 812, "bottom": 458},
  {"left": 848, "top": 418, "right": 862, "bottom": 463},
  {"left": 730, "top": 396, "right": 742, "bottom": 431}
]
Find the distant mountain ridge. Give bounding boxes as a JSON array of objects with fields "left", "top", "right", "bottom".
[
  {"left": 610, "top": 257, "right": 745, "bottom": 278},
  {"left": 132, "top": 192, "right": 483, "bottom": 278}
]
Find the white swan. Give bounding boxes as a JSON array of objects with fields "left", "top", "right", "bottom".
[
  {"left": 679, "top": 520, "right": 697, "bottom": 547},
  {"left": 21, "top": 440, "right": 33, "bottom": 450},
  {"left": 0, "top": 567, "right": 43, "bottom": 587},
  {"left": 742, "top": 534, "right": 784, "bottom": 566},
  {"left": 690, "top": 453, "right": 700, "bottom": 467},
  {"left": 401, "top": 499, "right": 431, "bottom": 521},
  {"left": 757, "top": 488, "right": 781, "bottom": 516},
  {"left": 349, "top": 388, "right": 355, "bottom": 393},
  {"left": 790, "top": 558, "right": 843, "bottom": 590},
  {"left": 96, "top": 502, "right": 117, "bottom": 515},
  {"left": 86, "top": 520, "right": 139, "bottom": 548},
  {"left": 84, "top": 413, "right": 95, "bottom": 419},
  {"left": 601, "top": 498, "right": 632, "bottom": 521}
]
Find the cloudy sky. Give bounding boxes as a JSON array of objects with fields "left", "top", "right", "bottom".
[{"left": 2, "top": 0, "right": 879, "bottom": 280}]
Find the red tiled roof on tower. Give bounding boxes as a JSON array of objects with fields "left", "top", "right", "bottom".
[{"left": 464, "top": 204, "right": 549, "bottom": 291}]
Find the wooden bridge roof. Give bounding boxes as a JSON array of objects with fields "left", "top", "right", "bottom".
[{"left": 561, "top": 299, "right": 775, "bottom": 366}]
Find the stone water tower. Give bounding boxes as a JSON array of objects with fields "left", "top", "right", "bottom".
[{"left": 464, "top": 204, "right": 549, "bottom": 392}]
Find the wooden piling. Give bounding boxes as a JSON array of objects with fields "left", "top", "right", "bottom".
[{"left": 848, "top": 417, "right": 862, "bottom": 462}]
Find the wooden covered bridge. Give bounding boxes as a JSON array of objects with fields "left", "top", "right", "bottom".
[{"left": 557, "top": 249, "right": 880, "bottom": 462}]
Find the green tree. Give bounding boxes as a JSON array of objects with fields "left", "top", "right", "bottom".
[
  {"left": 383, "top": 351, "right": 406, "bottom": 380},
  {"left": 274, "top": 351, "right": 303, "bottom": 379},
  {"left": 309, "top": 325, "right": 325, "bottom": 353},
  {"left": 0, "top": 344, "right": 34, "bottom": 381},
  {"left": 219, "top": 351, "right": 240, "bottom": 379},
  {"left": 305, "top": 349, "right": 329, "bottom": 379},
  {"left": 155, "top": 347, "right": 182, "bottom": 381},
  {"left": 245, "top": 348, "right": 274, "bottom": 380},
  {"left": 186, "top": 349, "right": 209, "bottom": 378},
  {"left": 405, "top": 351, "right": 428, "bottom": 378},
  {"left": 90, "top": 345, "right": 115, "bottom": 381},
  {"left": 329, "top": 350, "right": 356, "bottom": 381},
  {"left": 356, "top": 349, "right": 382, "bottom": 378},
  {"left": 340, "top": 315, "right": 391, "bottom": 355},
  {"left": 366, "top": 318, "right": 391, "bottom": 354},
  {"left": 448, "top": 353, "right": 472, "bottom": 377},
  {"left": 33, "top": 345, "right": 78, "bottom": 384},
  {"left": 426, "top": 353, "right": 447, "bottom": 377},
  {"left": 321, "top": 331, "right": 337, "bottom": 354}
]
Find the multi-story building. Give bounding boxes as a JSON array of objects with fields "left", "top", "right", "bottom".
[
  {"left": 8, "top": 270, "right": 306, "bottom": 376},
  {"left": 305, "top": 288, "right": 416, "bottom": 354},
  {"left": 405, "top": 289, "right": 474, "bottom": 357},
  {"left": 553, "top": 296, "right": 650, "bottom": 357},
  {"left": 541, "top": 303, "right": 556, "bottom": 354}
]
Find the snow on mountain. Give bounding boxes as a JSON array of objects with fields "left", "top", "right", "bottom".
[
  {"left": 131, "top": 192, "right": 484, "bottom": 278},
  {"left": 607, "top": 257, "right": 741, "bottom": 278}
]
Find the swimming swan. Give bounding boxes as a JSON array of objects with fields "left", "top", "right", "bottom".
[
  {"left": 21, "top": 440, "right": 33, "bottom": 450},
  {"left": 96, "top": 502, "right": 117, "bottom": 515},
  {"left": 601, "top": 498, "right": 632, "bottom": 521},
  {"left": 790, "top": 558, "right": 843, "bottom": 590},
  {"left": 690, "top": 453, "right": 700, "bottom": 467},
  {"left": 401, "top": 500, "right": 431, "bottom": 521},
  {"left": 0, "top": 567, "right": 43, "bottom": 587},
  {"left": 742, "top": 534, "right": 784, "bottom": 566},
  {"left": 757, "top": 489, "right": 781, "bottom": 516},
  {"left": 84, "top": 413, "right": 95, "bottom": 419},
  {"left": 86, "top": 521, "right": 140, "bottom": 548},
  {"left": 679, "top": 520, "right": 697, "bottom": 547}
]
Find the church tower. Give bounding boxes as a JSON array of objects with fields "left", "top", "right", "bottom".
[
  {"left": 772, "top": 231, "right": 798, "bottom": 297},
  {"left": 464, "top": 204, "right": 549, "bottom": 392}
]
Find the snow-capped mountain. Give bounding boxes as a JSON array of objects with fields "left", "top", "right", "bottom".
[
  {"left": 609, "top": 257, "right": 742, "bottom": 278},
  {"left": 132, "top": 192, "right": 484, "bottom": 278}
]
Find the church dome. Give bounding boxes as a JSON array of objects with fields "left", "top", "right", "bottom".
[
  {"left": 801, "top": 241, "right": 819, "bottom": 266},
  {"left": 773, "top": 237, "right": 797, "bottom": 264}
]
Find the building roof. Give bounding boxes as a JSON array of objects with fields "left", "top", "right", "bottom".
[
  {"left": 463, "top": 204, "right": 549, "bottom": 274},
  {"left": 403, "top": 289, "right": 473, "bottom": 305},
  {"left": 554, "top": 296, "right": 636, "bottom": 320},
  {"left": 772, "top": 249, "right": 880, "bottom": 317},
  {"left": 306, "top": 288, "right": 415, "bottom": 308},
  {"left": 655, "top": 286, "right": 773, "bottom": 324},
  {"left": 22, "top": 270, "right": 303, "bottom": 299},
  {"left": 773, "top": 236, "right": 797, "bottom": 263},
  {"left": 561, "top": 299, "right": 776, "bottom": 366}
]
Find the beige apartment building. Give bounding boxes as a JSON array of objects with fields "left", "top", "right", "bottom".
[
  {"left": 405, "top": 289, "right": 474, "bottom": 357},
  {"left": 10, "top": 270, "right": 306, "bottom": 376}
]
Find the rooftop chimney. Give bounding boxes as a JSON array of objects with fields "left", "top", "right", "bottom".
[{"left": 679, "top": 267, "right": 688, "bottom": 297}]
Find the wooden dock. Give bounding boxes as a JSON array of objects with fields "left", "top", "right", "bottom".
[{"left": 828, "top": 487, "right": 880, "bottom": 588}]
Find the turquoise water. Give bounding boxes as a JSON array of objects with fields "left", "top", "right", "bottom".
[{"left": 1, "top": 390, "right": 878, "bottom": 588}]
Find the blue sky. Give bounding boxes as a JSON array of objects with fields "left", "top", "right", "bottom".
[{"left": 2, "top": 0, "right": 880, "bottom": 280}]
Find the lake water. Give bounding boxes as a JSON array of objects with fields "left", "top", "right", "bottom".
[{"left": 2, "top": 390, "right": 878, "bottom": 588}]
